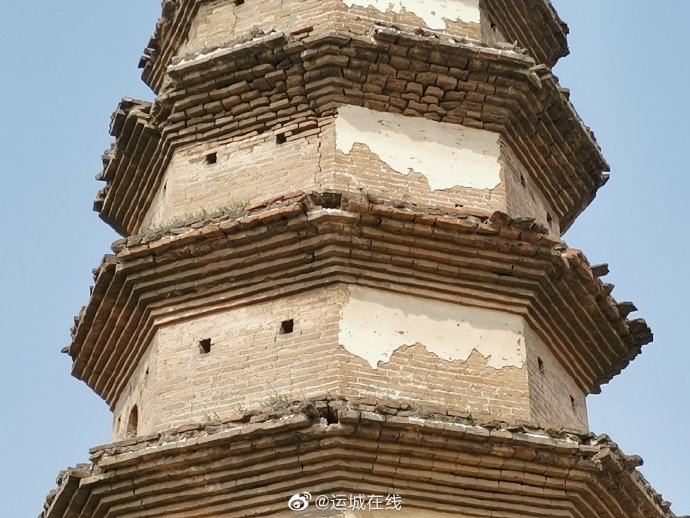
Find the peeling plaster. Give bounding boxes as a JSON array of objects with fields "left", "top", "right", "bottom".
[
  {"left": 335, "top": 105, "right": 502, "bottom": 191},
  {"left": 338, "top": 286, "right": 526, "bottom": 370},
  {"left": 342, "top": 0, "right": 481, "bottom": 28}
]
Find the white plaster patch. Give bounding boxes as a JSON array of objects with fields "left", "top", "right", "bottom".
[
  {"left": 335, "top": 105, "right": 502, "bottom": 191},
  {"left": 338, "top": 286, "right": 526, "bottom": 370},
  {"left": 342, "top": 0, "right": 481, "bottom": 28}
]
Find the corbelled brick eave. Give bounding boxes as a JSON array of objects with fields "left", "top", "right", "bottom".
[
  {"left": 41, "top": 400, "right": 677, "bottom": 518},
  {"left": 99, "top": 29, "right": 607, "bottom": 237},
  {"left": 68, "top": 192, "right": 651, "bottom": 407},
  {"left": 140, "top": 0, "right": 571, "bottom": 93}
]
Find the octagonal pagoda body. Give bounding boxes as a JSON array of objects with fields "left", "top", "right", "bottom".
[{"left": 41, "top": 1, "right": 676, "bottom": 518}]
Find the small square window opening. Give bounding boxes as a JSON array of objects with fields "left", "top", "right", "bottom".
[
  {"left": 199, "top": 338, "right": 212, "bottom": 354},
  {"left": 280, "top": 319, "right": 294, "bottom": 334}
]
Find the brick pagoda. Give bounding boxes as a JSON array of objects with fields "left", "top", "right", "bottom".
[{"left": 42, "top": 1, "right": 677, "bottom": 517}]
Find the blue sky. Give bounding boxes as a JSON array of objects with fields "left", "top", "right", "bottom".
[{"left": 0, "top": 1, "right": 687, "bottom": 516}]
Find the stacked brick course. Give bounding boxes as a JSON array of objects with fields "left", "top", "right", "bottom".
[{"left": 44, "top": 399, "right": 674, "bottom": 518}]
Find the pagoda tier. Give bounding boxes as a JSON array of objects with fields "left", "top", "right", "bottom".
[
  {"left": 70, "top": 193, "right": 649, "bottom": 437},
  {"left": 139, "top": 0, "right": 569, "bottom": 94},
  {"left": 97, "top": 28, "right": 606, "bottom": 237}
]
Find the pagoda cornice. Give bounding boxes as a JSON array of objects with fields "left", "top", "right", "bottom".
[
  {"left": 140, "top": 0, "right": 569, "bottom": 93},
  {"left": 98, "top": 29, "right": 607, "bottom": 237},
  {"left": 69, "top": 192, "right": 651, "bottom": 408},
  {"left": 41, "top": 400, "right": 675, "bottom": 518}
]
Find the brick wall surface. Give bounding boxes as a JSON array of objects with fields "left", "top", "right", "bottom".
[
  {"left": 343, "top": 345, "right": 530, "bottom": 424},
  {"left": 142, "top": 128, "right": 323, "bottom": 229},
  {"left": 524, "top": 325, "right": 588, "bottom": 430},
  {"left": 142, "top": 118, "right": 511, "bottom": 230},
  {"left": 331, "top": 140, "right": 506, "bottom": 211},
  {"left": 503, "top": 143, "right": 561, "bottom": 235},
  {"left": 114, "top": 285, "right": 347, "bottom": 438},
  {"left": 112, "top": 283, "right": 588, "bottom": 440},
  {"left": 177, "top": 0, "right": 481, "bottom": 62}
]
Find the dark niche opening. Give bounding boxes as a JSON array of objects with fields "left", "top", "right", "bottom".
[
  {"left": 280, "top": 319, "right": 294, "bottom": 335},
  {"left": 199, "top": 338, "right": 212, "bottom": 354},
  {"left": 205, "top": 152, "right": 218, "bottom": 165},
  {"left": 126, "top": 405, "right": 139, "bottom": 439}
]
